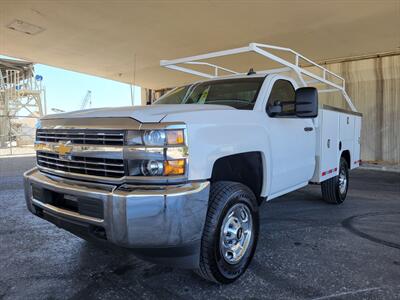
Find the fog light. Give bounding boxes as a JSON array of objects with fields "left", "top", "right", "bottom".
[{"left": 140, "top": 160, "right": 164, "bottom": 176}]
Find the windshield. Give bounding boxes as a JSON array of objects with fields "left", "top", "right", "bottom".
[{"left": 153, "top": 78, "right": 264, "bottom": 110}]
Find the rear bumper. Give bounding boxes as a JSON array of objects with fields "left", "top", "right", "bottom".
[{"left": 24, "top": 168, "right": 210, "bottom": 268}]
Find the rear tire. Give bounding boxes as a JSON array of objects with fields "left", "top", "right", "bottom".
[
  {"left": 196, "top": 181, "right": 259, "bottom": 284},
  {"left": 321, "top": 157, "right": 349, "bottom": 204}
]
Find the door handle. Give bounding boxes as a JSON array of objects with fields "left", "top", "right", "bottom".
[{"left": 304, "top": 127, "right": 313, "bottom": 132}]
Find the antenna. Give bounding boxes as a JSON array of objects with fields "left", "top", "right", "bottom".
[{"left": 247, "top": 68, "right": 256, "bottom": 75}]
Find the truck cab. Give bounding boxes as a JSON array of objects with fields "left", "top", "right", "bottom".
[{"left": 24, "top": 43, "right": 362, "bottom": 283}]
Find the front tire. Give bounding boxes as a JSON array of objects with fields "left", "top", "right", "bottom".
[
  {"left": 321, "top": 157, "right": 349, "bottom": 204},
  {"left": 196, "top": 181, "right": 259, "bottom": 284}
]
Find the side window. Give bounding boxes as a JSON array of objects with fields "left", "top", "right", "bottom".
[{"left": 266, "top": 79, "right": 295, "bottom": 117}]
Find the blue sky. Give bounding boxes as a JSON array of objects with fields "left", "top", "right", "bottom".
[{"left": 1, "top": 55, "right": 141, "bottom": 114}]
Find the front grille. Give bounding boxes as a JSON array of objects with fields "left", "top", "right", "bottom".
[
  {"left": 37, "top": 151, "right": 125, "bottom": 178},
  {"left": 36, "top": 129, "right": 125, "bottom": 146}
]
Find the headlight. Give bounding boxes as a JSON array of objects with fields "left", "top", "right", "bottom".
[
  {"left": 126, "top": 129, "right": 185, "bottom": 146},
  {"left": 126, "top": 127, "right": 187, "bottom": 177},
  {"left": 129, "top": 159, "right": 186, "bottom": 176},
  {"left": 143, "top": 130, "right": 166, "bottom": 146},
  {"left": 140, "top": 160, "right": 164, "bottom": 176}
]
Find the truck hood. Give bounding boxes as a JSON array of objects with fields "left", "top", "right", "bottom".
[{"left": 42, "top": 104, "right": 235, "bottom": 123}]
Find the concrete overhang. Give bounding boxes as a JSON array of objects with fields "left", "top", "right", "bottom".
[{"left": 1, "top": 1, "right": 399, "bottom": 89}]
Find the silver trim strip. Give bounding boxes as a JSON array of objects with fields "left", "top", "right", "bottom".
[
  {"left": 25, "top": 167, "right": 116, "bottom": 193},
  {"left": 115, "top": 181, "right": 210, "bottom": 197},
  {"left": 37, "top": 165, "right": 187, "bottom": 184},
  {"left": 27, "top": 167, "right": 204, "bottom": 197},
  {"left": 40, "top": 118, "right": 186, "bottom": 130},
  {"left": 37, "top": 136, "right": 124, "bottom": 142},
  {"left": 37, "top": 154, "right": 124, "bottom": 167},
  {"left": 40, "top": 117, "right": 142, "bottom": 130},
  {"left": 37, "top": 132, "right": 124, "bottom": 136},
  {"left": 35, "top": 141, "right": 124, "bottom": 152},
  {"left": 38, "top": 159, "right": 125, "bottom": 174}
]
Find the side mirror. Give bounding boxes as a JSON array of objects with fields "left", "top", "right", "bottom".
[{"left": 295, "top": 87, "right": 318, "bottom": 118}]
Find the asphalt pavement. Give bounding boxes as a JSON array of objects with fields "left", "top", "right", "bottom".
[{"left": 0, "top": 156, "right": 399, "bottom": 299}]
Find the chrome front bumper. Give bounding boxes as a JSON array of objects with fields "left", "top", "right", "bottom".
[{"left": 24, "top": 168, "right": 210, "bottom": 268}]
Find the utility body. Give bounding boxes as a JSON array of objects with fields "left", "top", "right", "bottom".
[{"left": 24, "top": 43, "right": 362, "bottom": 283}]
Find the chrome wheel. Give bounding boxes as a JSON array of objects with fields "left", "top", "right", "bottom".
[
  {"left": 338, "top": 168, "right": 347, "bottom": 194},
  {"left": 220, "top": 203, "right": 253, "bottom": 265}
]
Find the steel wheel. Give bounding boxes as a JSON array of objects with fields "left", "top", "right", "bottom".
[
  {"left": 338, "top": 168, "right": 348, "bottom": 195},
  {"left": 321, "top": 157, "right": 349, "bottom": 204},
  {"left": 196, "top": 181, "right": 259, "bottom": 284},
  {"left": 219, "top": 203, "right": 253, "bottom": 264}
]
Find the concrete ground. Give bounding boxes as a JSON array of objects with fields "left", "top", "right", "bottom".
[{"left": 0, "top": 156, "right": 399, "bottom": 300}]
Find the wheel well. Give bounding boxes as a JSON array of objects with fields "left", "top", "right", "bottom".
[
  {"left": 341, "top": 150, "right": 351, "bottom": 167},
  {"left": 210, "top": 152, "right": 263, "bottom": 204}
]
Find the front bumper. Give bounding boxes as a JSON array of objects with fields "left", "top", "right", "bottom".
[{"left": 24, "top": 168, "right": 210, "bottom": 268}]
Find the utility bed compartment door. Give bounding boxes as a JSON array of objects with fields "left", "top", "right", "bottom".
[
  {"left": 320, "top": 109, "right": 340, "bottom": 181},
  {"left": 352, "top": 116, "right": 362, "bottom": 169},
  {"left": 339, "top": 113, "right": 355, "bottom": 163},
  {"left": 311, "top": 107, "right": 362, "bottom": 183},
  {"left": 339, "top": 114, "right": 355, "bottom": 141}
]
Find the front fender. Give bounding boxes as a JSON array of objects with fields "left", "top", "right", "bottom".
[{"left": 163, "top": 110, "right": 272, "bottom": 197}]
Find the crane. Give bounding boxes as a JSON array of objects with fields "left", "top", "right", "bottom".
[{"left": 80, "top": 90, "right": 92, "bottom": 110}]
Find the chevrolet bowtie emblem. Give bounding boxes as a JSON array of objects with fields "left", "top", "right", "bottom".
[{"left": 55, "top": 141, "right": 73, "bottom": 155}]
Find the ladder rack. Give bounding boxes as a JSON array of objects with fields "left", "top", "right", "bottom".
[{"left": 160, "top": 43, "right": 357, "bottom": 112}]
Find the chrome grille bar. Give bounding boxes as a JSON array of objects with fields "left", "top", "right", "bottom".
[
  {"left": 37, "top": 151, "right": 125, "bottom": 178},
  {"left": 36, "top": 154, "right": 124, "bottom": 167},
  {"left": 37, "top": 159, "right": 124, "bottom": 174},
  {"left": 36, "top": 129, "right": 125, "bottom": 146}
]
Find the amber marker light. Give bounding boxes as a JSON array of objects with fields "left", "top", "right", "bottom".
[{"left": 164, "top": 159, "right": 186, "bottom": 175}]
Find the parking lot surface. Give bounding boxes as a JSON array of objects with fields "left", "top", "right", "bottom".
[{"left": 0, "top": 156, "right": 399, "bottom": 299}]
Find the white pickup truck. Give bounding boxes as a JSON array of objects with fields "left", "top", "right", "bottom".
[{"left": 24, "top": 44, "right": 362, "bottom": 283}]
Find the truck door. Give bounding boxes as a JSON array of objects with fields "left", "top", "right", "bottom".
[{"left": 265, "top": 79, "right": 316, "bottom": 196}]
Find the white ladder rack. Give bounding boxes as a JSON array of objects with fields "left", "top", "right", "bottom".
[{"left": 160, "top": 43, "right": 357, "bottom": 112}]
